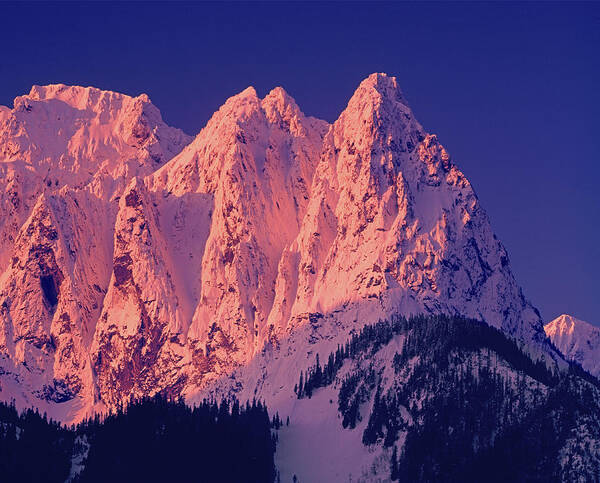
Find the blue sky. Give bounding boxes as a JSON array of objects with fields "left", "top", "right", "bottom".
[{"left": 1, "top": 1, "right": 598, "bottom": 324}]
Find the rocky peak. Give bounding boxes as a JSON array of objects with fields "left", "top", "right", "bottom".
[
  {"left": 0, "top": 75, "right": 559, "bottom": 423},
  {"left": 333, "top": 73, "right": 421, "bottom": 158},
  {"left": 2, "top": 83, "right": 191, "bottom": 200},
  {"left": 218, "top": 86, "right": 261, "bottom": 123},
  {"left": 261, "top": 87, "right": 301, "bottom": 129},
  {"left": 269, "top": 73, "right": 548, "bottom": 350},
  {"left": 545, "top": 314, "right": 600, "bottom": 377},
  {"left": 359, "top": 72, "right": 407, "bottom": 101}
]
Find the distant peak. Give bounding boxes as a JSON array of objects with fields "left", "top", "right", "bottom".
[
  {"left": 545, "top": 314, "right": 596, "bottom": 332},
  {"left": 558, "top": 314, "right": 586, "bottom": 324}
]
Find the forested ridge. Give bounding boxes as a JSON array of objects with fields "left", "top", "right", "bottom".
[
  {"left": 296, "top": 314, "right": 600, "bottom": 481},
  {"left": 3, "top": 314, "right": 600, "bottom": 482},
  {"left": 0, "top": 395, "right": 276, "bottom": 483}
]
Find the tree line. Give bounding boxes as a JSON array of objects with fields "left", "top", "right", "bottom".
[
  {"left": 0, "top": 394, "right": 277, "bottom": 483},
  {"left": 292, "top": 313, "right": 600, "bottom": 481}
]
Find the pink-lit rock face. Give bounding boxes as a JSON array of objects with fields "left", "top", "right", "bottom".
[
  {"left": 267, "top": 74, "right": 543, "bottom": 344},
  {"left": 0, "top": 85, "right": 191, "bottom": 418},
  {"left": 0, "top": 74, "right": 552, "bottom": 421},
  {"left": 545, "top": 314, "right": 600, "bottom": 377}
]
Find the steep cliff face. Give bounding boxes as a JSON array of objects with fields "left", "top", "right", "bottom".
[
  {"left": 267, "top": 74, "right": 544, "bottom": 345},
  {"left": 90, "top": 178, "right": 190, "bottom": 406},
  {"left": 0, "top": 189, "right": 112, "bottom": 405},
  {"left": 0, "top": 75, "right": 554, "bottom": 421},
  {"left": 0, "top": 85, "right": 191, "bottom": 416},
  {"left": 545, "top": 314, "right": 600, "bottom": 377},
  {"left": 142, "top": 86, "right": 329, "bottom": 393}
]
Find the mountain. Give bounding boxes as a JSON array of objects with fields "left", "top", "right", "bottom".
[
  {"left": 1, "top": 74, "right": 598, "bottom": 481},
  {"left": 0, "top": 84, "right": 191, "bottom": 418},
  {"left": 188, "top": 73, "right": 558, "bottom": 405},
  {"left": 1, "top": 314, "right": 598, "bottom": 482},
  {"left": 545, "top": 314, "right": 600, "bottom": 378},
  {"left": 0, "top": 74, "right": 557, "bottom": 422}
]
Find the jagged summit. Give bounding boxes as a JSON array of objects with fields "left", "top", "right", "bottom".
[
  {"left": 330, "top": 73, "right": 423, "bottom": 181},
  {"left": 26, "top": 83, "right": 151, "bottom": 107},
  {"left": 150, "top": 82, "right": 327, "bottom": 195},
  {"left": 15, "top": 84, "right": 166, "bottom": 138},
  {"left": 234, "top": 85, "right": 259, "bottom": 99},
  {"left": 261, "top": 86, "right": 306, "bottom": 127},
  {"left": 1, "top": 83, "right": 191, "bottom": 194},
  {"left": 206, "top": 83, "right": 315, "bottom": 129},
  {"left": 356, "top": 72, "right": 409, "bottom": 103},
  {"left": 220, "top": 85, "right": 260, "bottom": 113},
  {"left": 547, "top": 313, "right": 593, "bottom": 332},
  {"left": 264, "top": 85, "right": 293, "bottom": 102}
]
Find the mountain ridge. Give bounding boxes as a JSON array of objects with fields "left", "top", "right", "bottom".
[{"left": 0, "top": 74, "right": 558, "bottom": 423}]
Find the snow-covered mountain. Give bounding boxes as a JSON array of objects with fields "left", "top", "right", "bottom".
[
  {"left": 0, "top": 74, "right": 556, "bottom": 423},
  {"left": 0, "top": 84, "right": 191, "bottom": 418},
  {"left": 545, "top": 314, "right": 600, "bottom": 378}
]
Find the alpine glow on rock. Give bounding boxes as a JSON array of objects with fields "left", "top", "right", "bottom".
[
  {"left": 0, "top": 74, "right": 554, "bottom": 417},
  {"left": 0, "top": 76, "right": 598, "bottom": 481}
]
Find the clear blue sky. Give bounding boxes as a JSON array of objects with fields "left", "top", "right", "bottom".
[{"left": 1, "top": 1, "right": 598, "bottom": 324}]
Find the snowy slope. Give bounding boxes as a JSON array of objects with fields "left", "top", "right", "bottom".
[
  {"left": 545, "top": 314, "right": 600, "bottom": 378},
  {"left": 266, "top": 316, "right": 600, "bottom": 482}
]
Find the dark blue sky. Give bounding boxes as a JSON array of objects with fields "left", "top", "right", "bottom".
[{"left": 1, "top": 2, "right": 598, "bottom": 325}]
